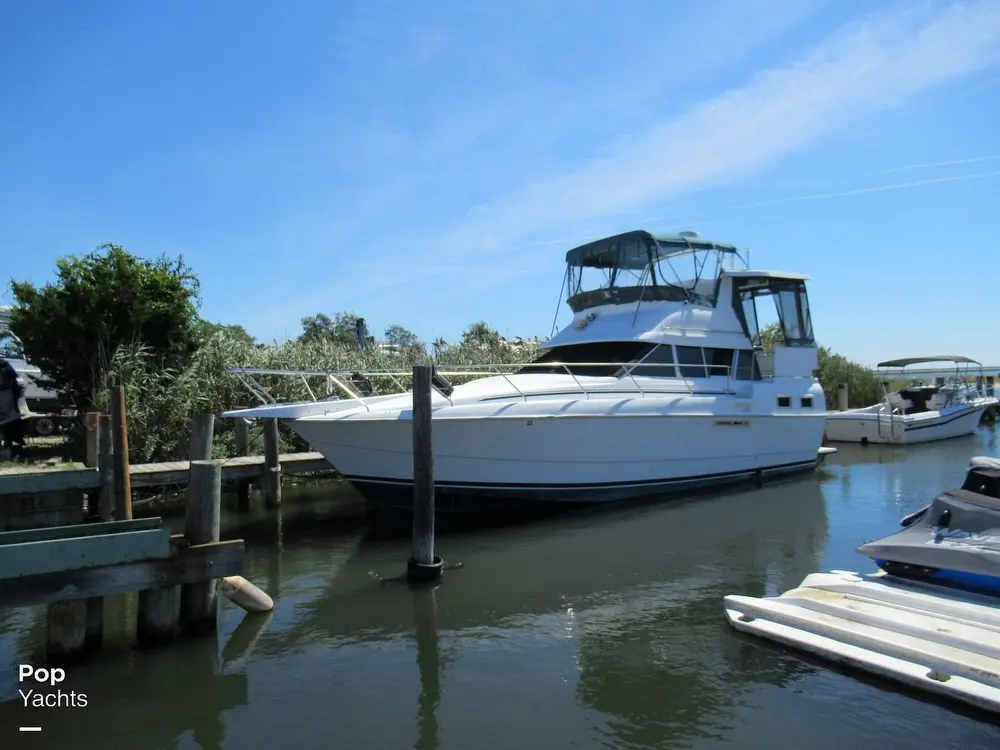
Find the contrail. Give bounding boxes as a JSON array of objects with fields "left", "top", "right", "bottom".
[{"left": 882, "top": 155, "right": 1000, "bottom": 173}]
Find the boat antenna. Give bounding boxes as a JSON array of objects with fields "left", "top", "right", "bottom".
[{"left": 550, "top": 267, "right": 568, "bottom": 337}]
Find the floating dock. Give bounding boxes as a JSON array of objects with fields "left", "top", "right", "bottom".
[{"left": 724, "top": 569, "right": 1000, "bottom": 714}]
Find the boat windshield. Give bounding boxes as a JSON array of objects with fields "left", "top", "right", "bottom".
[
  {"left": 564, "top": 231, "right": 743, "bottom": 313},
  {"left": 0, "top": 332, "right": 23, "bottom": 359}
]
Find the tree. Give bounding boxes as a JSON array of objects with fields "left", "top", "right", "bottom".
[
  {"left": 298, "top": 311, "right": 364, "bottom": 348},
  {"left": 8, "top": 243, "right": 201, "bottom": 410},
  {"left": 383, "top": 324, "right": 419, "bottom": 348},
  {"left": 461, "top": 321, "right": 502, "bottom": 348}
]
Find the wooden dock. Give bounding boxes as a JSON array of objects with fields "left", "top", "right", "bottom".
[{"left": 0, "top": 451, "right": 331, "bottom": 493}]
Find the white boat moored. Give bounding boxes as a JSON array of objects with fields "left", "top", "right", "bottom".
[
  {"left": 824, "top": 355, "right": 995, "bottom": 445},
  {"left": 724, "top": 570, "right": 1000, "bottom": 714}
]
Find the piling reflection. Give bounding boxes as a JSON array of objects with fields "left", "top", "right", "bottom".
[
  {"left": 0, "top": 633, "right": 246, "bottom": 750},
  {"left": 412, "top": 586, "right": 442, "bottom": 750}
]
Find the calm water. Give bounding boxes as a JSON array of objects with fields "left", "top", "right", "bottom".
[{"left": 3, "top": 426, "right": 1000, "bottom": 749}]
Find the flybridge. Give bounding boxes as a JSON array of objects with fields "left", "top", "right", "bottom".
[{"left": 562, "top": 230, "right": 749, "bottom": 313}]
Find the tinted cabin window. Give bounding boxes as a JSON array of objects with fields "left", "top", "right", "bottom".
[
  {"left": 633, "top": 344, "right": 677, "bottom": 377},
  {"left": 521, "top": 341, "right": 652, "bottom": 377},
  {"left": 704, "top": 348, "right": 734, "bottom": 377},
  {"left": 676, "top": 346, "right": 708, "bottom": 378},
  {"left": 734, "top": 350, "right": 761, "bottom": 381}
]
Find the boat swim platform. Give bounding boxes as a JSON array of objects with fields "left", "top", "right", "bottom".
[
  {"left": 0, "top": 452, "right": 332, "bottom": 495},
  {"left": 724, "top": 570, "right": 1000, "bottom": 715}
]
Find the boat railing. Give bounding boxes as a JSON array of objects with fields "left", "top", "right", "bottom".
[{"left": 226, "top": 360, "right": 762, "bottom": 408}]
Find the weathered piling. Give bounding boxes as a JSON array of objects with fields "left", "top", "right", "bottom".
[
  {"left": 111, "top": 385, "right": 132, "bottom": 521},
  {"left": 83, "top": 411, "right": 106, "bottom": 650},
  {"left": 263, "top": 418, "right": 281, "bottom": 508},
  {"left": 189, "top": 413, "right": 215, "bottom": 462},
  {"left": 408, "top": 365, "right": 442, "bottom": 583},
  {"left": 837, "top": 382, "right": 849, "bottom": 412},
  {"left": 45, "top": 601, "right": 88, "bottom": 664},
  {"left": 180, "top": 460, "right": 222, "bottom": 635},
  {"left": 137, "top": 583, "right": 177, "bottom": 647},
  {"left": 233, "top": 416, "right": 251, "bottom": 511},
  {"left": 97, "top": 414, "right": 116, "bottom": 521}
]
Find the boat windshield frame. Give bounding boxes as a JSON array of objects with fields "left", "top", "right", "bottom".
[{"left": 563, "top": 231, "right": 745, "bottom": 313}]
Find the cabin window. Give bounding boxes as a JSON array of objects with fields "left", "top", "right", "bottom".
[
  {"left": 704, "top": 348, "right": 734, "bottom": 377},
  {"left": 732, "top": 277, "right": 816, "bottom": 348},
  {"left": 631, "top": 344, "right": 678, "bottom": 378},
  {"left": 801, "top": 396, "right": 813, "bottom": 408},
  {"left": 676, "top": 346, "right": 708, "bottom": 379},
  {"left": 521, "top": 341, "right": 652, "bottom": 377},
  {"left": 733, "top": 350, "right": 758, "bottom": 381},
  {"left": 777, "top": 395, "right": 791, "bottom": 407}
]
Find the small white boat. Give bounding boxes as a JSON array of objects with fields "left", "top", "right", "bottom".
[
  {"left": 225, "top": 230, "right": 835, "bottom": 513},
  {"left": 824, "top": 356, "right": 995, "bottom": 445},
  {"left": 723, "top": 457, "right": 1000, "bottom": 714}
]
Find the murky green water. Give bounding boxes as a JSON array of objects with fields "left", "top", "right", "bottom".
[{"left": 2, "top": 427, "right": 1000, "bottom": 749}]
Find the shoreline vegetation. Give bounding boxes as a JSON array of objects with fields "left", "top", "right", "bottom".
[{"left": 2, "top": 244, "right": 885, "bottom": 472}]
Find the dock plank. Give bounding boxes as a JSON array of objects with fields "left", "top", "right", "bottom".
[{"left": 0, "top": 452, "right": 333, "bottom": 495}]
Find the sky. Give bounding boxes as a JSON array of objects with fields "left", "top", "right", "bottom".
[{"left": 2, "top": 0, "right": 999, "bottom": 367}]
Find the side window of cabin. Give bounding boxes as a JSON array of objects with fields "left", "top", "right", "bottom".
[
  {"left": 635, "top": 344, "right": 677, "bottom": 377},
  {"left": 703, "top": 348, "right": 734, "bottom": 377},
  {"left": 676, "top": 346, "right": 708, "bottom": 379},
  {"left": 734, "top": 350, "right": 758, "bottom": 381}
]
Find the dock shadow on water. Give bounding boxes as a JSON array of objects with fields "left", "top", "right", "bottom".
[{"left": 3, "top": 437, "right": 1000, "bottom": 749}]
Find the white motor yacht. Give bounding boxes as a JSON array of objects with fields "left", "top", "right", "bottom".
[
  {"left": 824, "top": 356, "right": 995, "bottom": 445},
  {"left": 224, "top": 230, "right": 833, "bottom": 513}
]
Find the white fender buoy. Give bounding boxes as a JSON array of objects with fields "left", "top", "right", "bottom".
[{"left": 220, "top": 576, "right": 274, "bottom": 613}]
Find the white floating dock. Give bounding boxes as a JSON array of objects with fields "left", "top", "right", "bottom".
[{"left": 724, "top": 570, "right": 1000, "bottom": 714}]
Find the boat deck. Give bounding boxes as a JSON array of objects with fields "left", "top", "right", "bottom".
[{"left": 724, "top": 570, "right": 1000, "bottom": 714}]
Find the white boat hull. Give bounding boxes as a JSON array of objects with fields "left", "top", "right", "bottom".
[
  {"left": 724, "top": 570, "right": 1000, "bottom": 715},
  {"left": 286, "top": 405, "right": 827, "bottom": 512},
  {"left": 824, "top": 403, "right": 985, "bottom": 445}
]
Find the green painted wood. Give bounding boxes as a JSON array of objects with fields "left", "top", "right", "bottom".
[
  {"left": 0, "top": 468, "right": 100, "bottom": 495},
  {"left": 0, "top": 517, "right": 163, "bottom": 546},
  {"left": 0, "top": 528, "right": 173, "bottom": 579}
]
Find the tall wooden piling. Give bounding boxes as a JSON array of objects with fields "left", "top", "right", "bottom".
[
  {"left": 180, "top": 460, "right": 222, "bottom": 634},
  {"left": 262, "top": 418, "right": 281, "bottom": 508},
  {"left": 408, "top": 365, "right": 442, "bottom": 583},
  {"left": 837, "top": 382, "right": 849, "bottom": 412},
  {"left": 45, "top": 600, "right": 88, "bottom": 665},
  {"left": 234, "top": 416, "right": 251, "bottom": 511},
  {"left": 97, "top": 414, "right": 116, "bottom": 522},
  {"left": 110, "top": 385, "right": 132, "bottom": 521},
  {"left": 137, "top": 583, "right": 177, "bottom": 647},
  {"left": 189, "top": 413, "right": 215, "bottom": 462},
  {"left": 83, "top": 411, "right": 105, "bottom": 649}
]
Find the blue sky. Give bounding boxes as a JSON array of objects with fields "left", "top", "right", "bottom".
[{"left": 2, "top": 0, "right": 999, "bottom": 367}]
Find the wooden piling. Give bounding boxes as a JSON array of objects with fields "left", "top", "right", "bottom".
[
  {"left": 137, "top": 585, "right": 177, "bottom": 647},
  {"left": 180, "top": 460, "right": 222, "bottom": 634},
  {"left": 45, "top": 600, "right": 88, "bottom": 665},
  {"left": 83, "top": 411, "right": 105, "bottom": 650},
  {"left": 110, "top": 386, "right": 132, "bottom": 521},
  {"left": 262, "top": 418, "right": 281, "bottom": 508},
  {"left": 234, "top": 416, "right": 251, "bottom": 511},
  {"left": 837, "top": 382, "right": 849, "bottom": 412},
  {"left": 97, "top": 414, "right": 116, "bottom": 522},
  {"left": 189, "top": 413, "right": 215, "bottom": 462},
  {"left": 408, "top": 365, "right": 441, "bottom": 583}
]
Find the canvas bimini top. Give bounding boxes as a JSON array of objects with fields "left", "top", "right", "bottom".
[
  {"left": 563, "top": 230, "right": 747, "bottom": 312},
  {"left": 876, "top": 355, "right": 983, "bottom": 369}
]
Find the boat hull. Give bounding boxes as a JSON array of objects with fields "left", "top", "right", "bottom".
[
  {"left": 287, "top": 411, "right": 828, "bottom": 514},
  {"left": 824, "top": 403, "right": 985, "bottom": 445},
  {"left": 874, "top": 558, "right": 1000, "bottom": 597}
]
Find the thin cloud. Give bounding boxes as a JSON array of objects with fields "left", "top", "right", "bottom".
[
  {"left": 347, "top": 0, "right": 1000, "bottom": 284},
  {"left": 741, "top": 169, "right": 1000, "bottom": 208},
  {"left": 881, "top": 155, "right": 1000, "bottom": 173}
]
